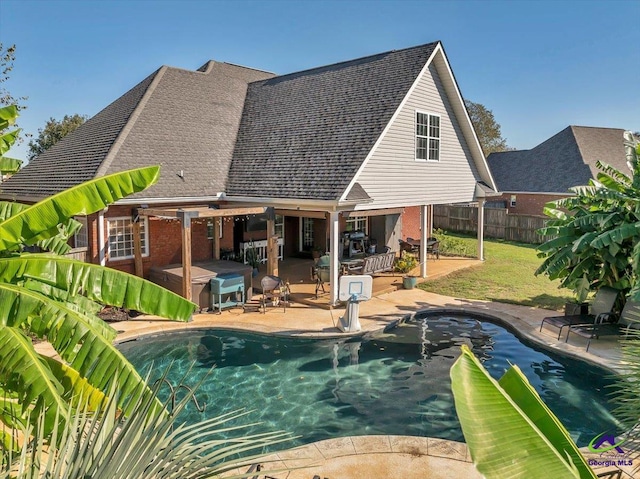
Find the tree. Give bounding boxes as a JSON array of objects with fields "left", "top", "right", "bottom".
[
  {"left": 0, "top": 44, "right": 28, "bottom": 146},
  {"left": 28, "top": 114, "right": 87, "bottom": 160},
  {"left": 0, "top": 44, "right": 27, "bottom": 111},
  {"left": 0, "top": 105, "right": 197, "bottom": 442},
  {"left": 465, "top": 99, "right": 510, "bottom": 156},
  {"left": 536, "top": 131, "right": 640, "bottom": 300}
]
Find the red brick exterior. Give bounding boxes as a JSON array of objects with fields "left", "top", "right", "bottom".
[
  {"left": 402, "top": 206, "right": 421, "bottom": 240},
  {"left": 498, "top": 193, "right": 571, "bottom": 216},
  {"left": 100, "top": 205, "right": 237, "bottom": 277}
]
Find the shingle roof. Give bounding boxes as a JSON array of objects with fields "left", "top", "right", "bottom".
[
  {"left": 0, "top": 71, "right": 158, "bottom": 199},
  {"left": 487, "top": 126, "right": 628, "bottom": 193},
  {"left": 0, "top": 62, "right": 274, "bottom": 201},
  {"left": 101, "top": 62, "right": 274, "bottom": 200},
  {"left": 226, "top": 42, "right": 439, "bottom": 200}
]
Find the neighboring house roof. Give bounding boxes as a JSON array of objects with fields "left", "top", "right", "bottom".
[
  {"left": 0, "top": 62, "right": 274, "bottom": 202},
  {"left": 227, "top": 42, "right": 438, "bottom": 200},
  {"left": 487, "top": 126, "right": 628, "bottom": 194}
]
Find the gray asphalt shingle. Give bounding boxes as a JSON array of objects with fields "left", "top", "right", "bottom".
[
  {"left": 1, "top": 43, "right": 439, "bottom": 203},
  {"left": 487, "top": 126, "right": 628, "bottom": 193},
  {"left": 227, "top": 43, "right": 439, "bottom": 200}
]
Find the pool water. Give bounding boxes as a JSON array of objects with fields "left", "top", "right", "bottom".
[{"left": 118, "top": 313, "right": 622, "bottom": 449}]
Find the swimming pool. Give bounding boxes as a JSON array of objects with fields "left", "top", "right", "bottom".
[{"left": 118, "top": 312, "right": 622, "bottom": 449}]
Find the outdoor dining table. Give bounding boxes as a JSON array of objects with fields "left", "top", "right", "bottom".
[{"left": 405, "top": 238, "right": 438, "bottom": 259}]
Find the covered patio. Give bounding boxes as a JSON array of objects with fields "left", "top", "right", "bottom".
[{"left": 252, "top": 255, "right": 482, "bottom": 309}]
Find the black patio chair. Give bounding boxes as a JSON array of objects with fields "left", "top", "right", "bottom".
[
  {"left": 539, "top": 286, "right": 619, "bottom": 340},
  {"left": 567, "top": 298, "right": 640, "bottom": 351}
]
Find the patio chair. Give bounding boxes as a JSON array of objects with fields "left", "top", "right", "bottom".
[
  {"left": 539, "top": 286, "right": 619, "bottom": 340},
  {"left": 260, "top": 275, "right": 289, "bottom": 314},
  {"left": 311, "top": 255, "right": 330, "bottom": 299},
  {"left": 427, "top": 237, "right": 440, "bottom": 260},
  {"left": 566, "top": 298, "right": 640, "bottom": 351}
]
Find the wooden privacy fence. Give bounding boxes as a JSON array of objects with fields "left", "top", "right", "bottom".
[{"left": 433, "top": 205, "right": 555, "bottom": 244}]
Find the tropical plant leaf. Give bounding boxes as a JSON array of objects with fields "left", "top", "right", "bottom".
[
  {"left": 0, "top": 166, "right": 160, "bottom": 250},
  {"left": 0, "top": 327, "right": 68, "bottom": 432},
  {"left": 0, "top": 255, "right": 196, "bottom": 321},
  {"left": 0, "top": 129, "right": 19, "bottom": 156},
  {"left": 0, "top": 201, "right": 27, "bottom": 221},
  {"left": 0, "top": 156, "right": 21, "bottom": 174},
  {"left": 22, "top": 278, "right": 103, "bottom": 314},
  {"left": 450, "top": 345, "right": 596, "bottom": 479},
  {"left": 42, "top": 356, "right": 106, "bottom": 411},
  {"left": 0, "top": 105, "right": 18, "bottom": 130},
  {"left": 590, "top": 222, "right": 640, "bottom": 249},
  {"left": 0, "top": 284, "right": 150, "bottom": 406}
]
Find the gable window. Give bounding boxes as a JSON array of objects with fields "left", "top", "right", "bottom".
[
  {"left": 107, "top": 217, "right": 149, "bottom": 260},
  {"left": 416, "top": 111, "right": 440, "bottom": 161}
]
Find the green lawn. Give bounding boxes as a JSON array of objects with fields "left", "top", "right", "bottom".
[{"left": 419, "top": 233, "right": 572, "bottom": 311}]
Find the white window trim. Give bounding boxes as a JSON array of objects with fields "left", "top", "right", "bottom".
[
  {"left": 207, "top": 219, "right": 223, "bottom": 240},
  {"left": 415, "top": 110, "right": 441, "bottom": 162},
  {"left": 107, "top": 216, "right": 149, "bottom": 261},
  {"left": 345, "top": 215, "right": 368, "bottom": 234},
  {"left": 74, "top": 216, "right": 88, "bottom": 248}
]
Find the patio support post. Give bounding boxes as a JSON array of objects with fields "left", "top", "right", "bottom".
[
  {"left": 420, "top": 205, "right": 428, "bottom": 278},
  {"left": 266, "top": 208, "right": 278, "bottom": 276},
  {"left": 178, "top": 211, "right": 193, "bottom": 301},
  {"left": 477, "top": 200, "right": 486, "bottom": 261},
  {"left": 329, "top": 211, "right": 340, "bottom": 306},
  {"left": 212, "top": 217, "right": 220, "bottom": 260}
]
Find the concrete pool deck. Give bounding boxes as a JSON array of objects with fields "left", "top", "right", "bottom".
[{"left": 100, "top": 287, "right": 634, "bottom": 479}]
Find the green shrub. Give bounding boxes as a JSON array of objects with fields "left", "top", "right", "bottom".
[
  {"left": 433, "top": 228, "right": 475, "bottom": 257},
  {"left": 394, "top": 253, "right": 418, "bottom": 273}
]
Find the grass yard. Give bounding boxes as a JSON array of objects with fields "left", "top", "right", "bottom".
[{"left": 419, "top": 233, "right": 573, "bottom": 311}]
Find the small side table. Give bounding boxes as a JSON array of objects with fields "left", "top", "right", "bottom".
[{"left": 210, "top": 273, "right": 245, "bottom": 313}]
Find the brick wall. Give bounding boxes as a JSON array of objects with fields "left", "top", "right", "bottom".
[
  {"left": 402, "top": 206, "right": 421, "bottom": 240},
  {"left": 499, "top": 193, "right": 570, "bottom": 216},
  {"left": 102, "top": 205, "right": 216, "bottom": 277}
]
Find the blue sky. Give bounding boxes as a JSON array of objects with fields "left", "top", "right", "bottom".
[{"left": 1, "top": 0, "right": 638, "bottom": 162}]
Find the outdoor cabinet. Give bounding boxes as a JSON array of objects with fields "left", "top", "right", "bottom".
[{"left": 210, "top": 273, "right": 245, "bottom": 313}]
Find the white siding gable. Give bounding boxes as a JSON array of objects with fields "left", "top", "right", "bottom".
[{"left": 351, "top": 61, "right": 482, "bottom": 209}]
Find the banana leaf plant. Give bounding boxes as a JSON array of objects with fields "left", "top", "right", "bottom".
[
  {"left": 0, "top": 106, "right": 22, "bottom": 175},
  {"left": 536, "top": 131, "right": 640, "bottom": 301},
  {"left": 451, "top": 345, "right": 597, "bottom": 478},
  {"left": 0, "top": 165, "right": 197, "bottom": 443}
]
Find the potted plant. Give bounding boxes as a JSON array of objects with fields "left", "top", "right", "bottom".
[
  {"left": 245, "top": 242, "right": 260, "bottom": 276},
  {"left": 394, "top": 253, "right": 418, "bottom": 289}
]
